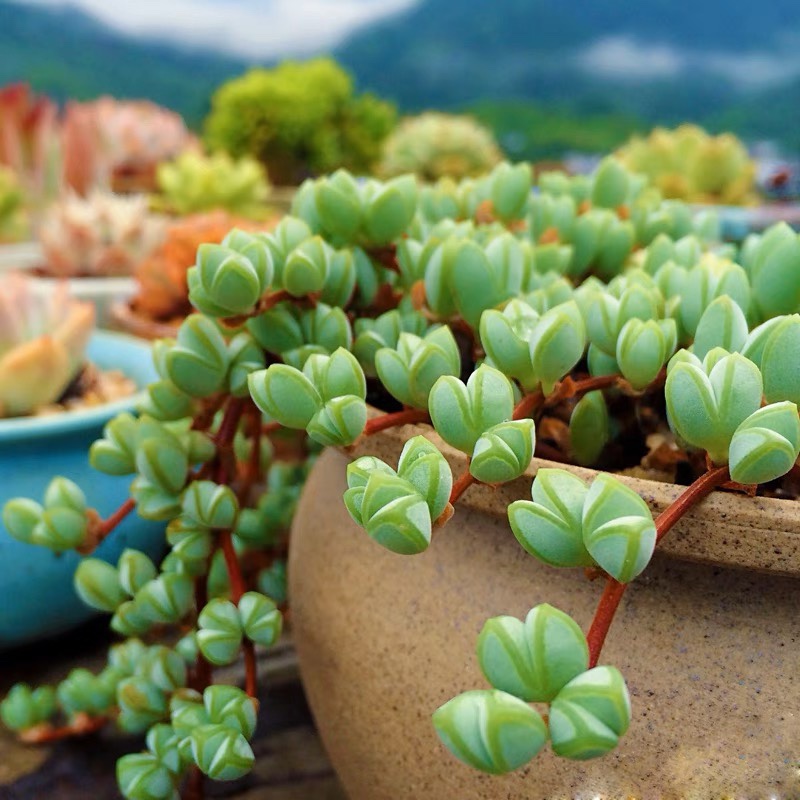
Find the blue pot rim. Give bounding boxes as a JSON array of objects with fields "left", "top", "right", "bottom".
[{"left": 0, "top": 330, "right": 153, "bottom": 443}]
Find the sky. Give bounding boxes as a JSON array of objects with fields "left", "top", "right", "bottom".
[{"left": 21, "top": 0, "right": 420, "bottom": 59}]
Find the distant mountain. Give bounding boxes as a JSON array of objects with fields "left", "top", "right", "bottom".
[
  {"left": 336, "top": 0, "right": 800, "bottom": 141},
  {"left": 2, "top": 0, "right": 800, "bottom": 153},
  {"left": 0, "top": 0, "right": 250, "bottom": 125}
]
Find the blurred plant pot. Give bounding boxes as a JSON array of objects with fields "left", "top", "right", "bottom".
[
  {"left": 0, "top": 257, "right": 137, "bottom": 329},
  {"left": 290, "top": 424, "right": 800, "bottom": 799},
  {"left": 109, "top": 300, "right": 181, "bottom": 341},
  {"left": 30, "top": 276, "right": 137, "bottom": 328},
  {"left": 0, "top": 331, "right": 164, "bottom": 650},
  {"left": 0, "top": 241, "right": 42, "bottom": 271}
]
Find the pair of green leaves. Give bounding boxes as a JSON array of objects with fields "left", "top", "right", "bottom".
[
  {"left": 247, "top": 301, "right": 352, "bottom": 368},
  {"left": 343, "top": 435, "right": 452, "bottom": 555},
  {"left": 375, "top": 325, "right": 460, "bottom": 409},
  {"left": 481, "top": 300, "right": 586, "bottom": 394},
  {"left": 425, "top": 233, "right": 525, "bottom": 328},
  {"left": 429, "top": 365, "right": 535, "bottom": 484},
  {"left": 433, "top": 604, "right": 631, "bottom": 773},
  {"left": 188, "top": 229, "right": 274, "bottom": 317},
  {"left": 353, "top": 307, "right": 429, "bottom": 377},
  {"left": 741, "top": 222, "right": 800, "bottom": 320},
  {"left": 509, "top": 469, "right": 656, "bottom": 583},
  {"left": 298, "top": 170, "right": 418, "bottom": 246},
  {"left": 665, "top": 349, "right": 762, "bottom": 465},
  {"left": 197, "top": 592, "right": 283, "bottom": 665},
  {"left": 249, "top": 348, "right": 367, "bottom": 446},
  {"left": 170, "top": 685, "right": 257, "bottom": 781},
  {"left": 3, "top": 476, "right": 88, "bottom": 551}
]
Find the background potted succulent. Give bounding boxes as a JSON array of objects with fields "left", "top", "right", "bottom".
[
  {"left": 0, "top": 273, "right": 163, "bottom": 647},
  {"left": 1, "top": 157, "right": 799, "bottom": 799},
  {"left": 378, "top": 111, "right": 503, "bottom": 181},
  {"left": 151, "top": 151, "right": 274, "bottom": 220},
  {"left": 23, "top": 189, "right": 166, "bottom": 325},
  {"left": 110, "top": 211, "right": 267, "bottom": 341},
  {"left": 63, "top": 97, "right": 195, "bottom": 195},
  {"left": 615, "top": 123, "right": 800, "bottom": 241}
]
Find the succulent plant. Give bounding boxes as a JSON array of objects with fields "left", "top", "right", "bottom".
[
  {"left": 615, "top": 124, "right": 757, "bottom": 205},
  {"left": 204, "top": 57, "right": 396, "bottom": 185},
  {"left": 154, "top": 152, "right": 271, "bottom": 218},
  {"left": 3, "top": 156, "right": 800, "bottom": 798},
  {"left": 0, "top": 82, "right": 62, "bottom": 210},
  {"left": 38, "top": 190, "right": 166, "bottom": 278},
  {"left": 0, "top": 273, "right": 94, "bottom": 417},
  {"left": 379, "top": 112, "right": 503, "bottom": 181},
  {"left": 130, "top": 212, "right": 264, "bottom": 322},
  {"left": 0, "top": 165, "right": 28, "bottom": 242}
]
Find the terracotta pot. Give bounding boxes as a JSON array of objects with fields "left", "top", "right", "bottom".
[
  {"left": 109, "top": 301, "right": 181, "bottom": 341},
  {"left": 289, "top": 423, "right": 800, "bottom": 800}
]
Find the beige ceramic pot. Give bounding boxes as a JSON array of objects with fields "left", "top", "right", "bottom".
[{"left": 289, "top": 422, "right": 800, "bottom": 800}]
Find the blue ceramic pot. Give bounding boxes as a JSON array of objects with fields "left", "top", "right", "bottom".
[{"left": 0, "top": 331, "right": 165, "bottom": 649}]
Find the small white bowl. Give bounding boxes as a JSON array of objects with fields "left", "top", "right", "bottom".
[{"left": 30, "top": 275, "right": 138, "bottom": 328}]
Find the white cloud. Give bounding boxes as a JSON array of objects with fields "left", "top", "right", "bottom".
[
  {"left": 21, "top": 0, "right": 419, "bottom": 59},
  {"left": 576, "top": 34, "right": 800, "bottom": 89},
  {"left": 578, "top": 36, "right": 683, "bottom": 80}
]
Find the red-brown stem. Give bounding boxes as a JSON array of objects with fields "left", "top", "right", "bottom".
[
  {"left": 215, "top": 398, "right": 246, "bottom": 451},
  {"left": 586, "top": 465, "right": 730, "bottom": 667},
  {"left": 220, "top": 530, "right": 246, "bottom": 601},
  {"left": 512, "top": 391, "right": 544, "bottom": 420},
  {"left": 220, "top": 529, "right": 258, "bottom": 699},
  {"left": 653, "top": 465, "right": 730, "bottom": 544},
  {"left": 191, "top": 395, "right": 225, "bottom": 432},
  {"left": 363, "top": 408, "right": 431, "bottom": 436},
  {"left": 366, "top": 244, "right": 399, "bottom": 271},
  {"left": 97, "top": 497, "right": 136, "bottom": 538},
  {"left": 19, "top": 713, "right": 108, "bottom": 743},
  {"left": 243, "top": 642, "right": 257, "bottom": 698},
  {"left": 569, "top": 373, "right": 619, "bottom": 396},
  {"left": 192, "top": 572, "right": 213, "bottom": 693},
  {"left": 449, "top": 464, "right": 476, "bottom": 505},
  {"left": 184, "top": 766, "right": 205, "bottom": 800}
]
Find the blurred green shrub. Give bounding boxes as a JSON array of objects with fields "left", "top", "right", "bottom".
[{"left": 204, "top": 58, "right": 396, "bottom": 185}]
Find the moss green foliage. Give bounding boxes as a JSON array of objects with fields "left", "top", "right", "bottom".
[{"left": 204, "top": 58, "right": 397, "bottom": 185}]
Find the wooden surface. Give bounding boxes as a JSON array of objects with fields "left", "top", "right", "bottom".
[{"left": 0, "top": 619, "right": 347, "bottom": 799}]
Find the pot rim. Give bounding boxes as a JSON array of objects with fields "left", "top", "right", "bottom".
[
  {"left": 109, "top": 300, "right": 182, "bottom": 341},
  {"left": 344, "top": 410, "right": 800, "bottom": 577},
  {"left": 0, "top": 330, "right": 152, "bottom": 442}
]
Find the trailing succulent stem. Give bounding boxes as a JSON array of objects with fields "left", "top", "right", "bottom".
[{"left": 3, "top": 157, "right": 800, "bottom": 795}]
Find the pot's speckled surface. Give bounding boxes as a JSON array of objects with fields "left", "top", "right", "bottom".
[{"left": 290, "top": 426, "right": 800, "bottom": 800}]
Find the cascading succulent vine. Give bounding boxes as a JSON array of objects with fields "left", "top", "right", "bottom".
[{"left": 3, "top": 155, "right": 800, "bottom": 798}]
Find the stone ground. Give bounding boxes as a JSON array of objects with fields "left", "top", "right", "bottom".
[{"left": 0, "top": 620, "right": 347, "bottom": 799}]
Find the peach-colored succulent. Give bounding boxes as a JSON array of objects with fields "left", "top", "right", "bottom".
[
  {"left": 131, "top": 210, "right": 264, "bottom": 321},
  {"left": 0, "top": 83, "right": 62, "bottom": 209},
  {"left": 38, "top": 190, "right": 166, "bottom": 277},
  {"left": 0, "top": 273, "right": 95, "bottom": 417},
  {"left": 85, "top": 97, "right": 193, "bottom": 170}
]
